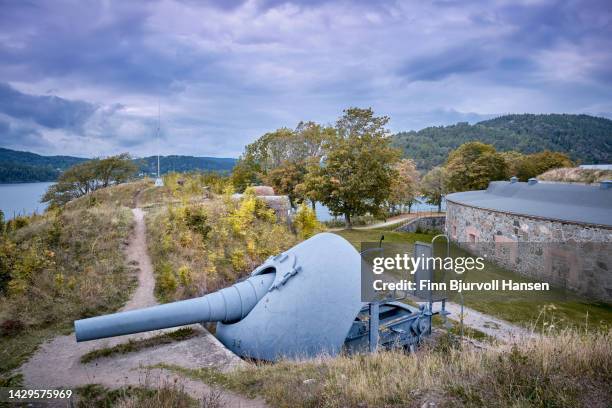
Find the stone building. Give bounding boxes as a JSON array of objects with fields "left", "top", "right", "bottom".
[{"left": 445, "top": 179, "right": 612, "bottom": 301}]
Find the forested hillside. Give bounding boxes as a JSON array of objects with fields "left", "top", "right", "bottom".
[
  {"left": 0, "top": 148, "right": 87, "bottom": 183},
  {"left": 392, "top": 114, "right": 612, "bottom": 170},
  {"left": 0, "top": 147, "right": 236, "bottom": 182},
  {"left": 0, "top": 162, "right": 60, "bottom": 183},
  {"left": 137, "top": 155, "right": 236, "bottom": 175}
]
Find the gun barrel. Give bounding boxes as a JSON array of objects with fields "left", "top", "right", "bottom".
[{"left": 75, "top": 272, "right": 275, "bottom": 342}]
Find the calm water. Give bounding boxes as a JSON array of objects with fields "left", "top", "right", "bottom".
[{"left": 0, "top": 182, "right": 54, "bottom": 219}]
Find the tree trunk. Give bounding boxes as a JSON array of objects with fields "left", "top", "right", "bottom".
[
  {"left": 311, "top": 200, "right": 316, "bottom": 212},
  {"left": 437, "top": 201, "right": 442, "bottom": 213},
  {"left": 344, "top": 213, "right": 352, "bottom": 229}
]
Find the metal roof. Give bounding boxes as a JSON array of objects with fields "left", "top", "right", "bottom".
[{"left": 445, "top": 181, "right": 612, "bottom": 227}]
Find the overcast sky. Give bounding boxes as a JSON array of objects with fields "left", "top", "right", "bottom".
[{"left": 0, "top": 0, "right": 611, "bottom": 158}]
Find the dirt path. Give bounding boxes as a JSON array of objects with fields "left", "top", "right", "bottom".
[
  {"left": 122, "top": 208, "right": 157, "bottom": 311},
  {"left": 19, "top": 207, "right": 266, "bottom": 408},
  {"left": 427, "top": 300, "right": 535, "bottom": 344},
  {"left": 356, "top": 212, "right": 443, "bottom": 230},
  {"left": 327, "top": 212, "right": 444, "bottom": 231}
]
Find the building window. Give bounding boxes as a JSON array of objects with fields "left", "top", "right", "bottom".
[{"left": 469, "top": 233, "right": 476, "bottom": 243}]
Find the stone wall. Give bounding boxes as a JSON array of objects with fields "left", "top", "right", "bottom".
[
  {"left": 395, "top": 216, "right": 445, "bottom": 233},
  {"left": 446, "top": 200, "right": 612, "bottom": 301}
]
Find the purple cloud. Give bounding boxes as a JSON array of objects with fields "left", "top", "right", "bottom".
[{"left": 0, "top": 0, "right": 610, "bottom": 157}]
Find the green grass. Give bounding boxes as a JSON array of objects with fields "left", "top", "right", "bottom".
[
  {"left": 80, "top": 328, "right": 197, "bottom": 363},
  {"left": 439, "top": 244, "right": 612, "bottom": 331},
  {"left": 334, "top": 228, "right": 436, "bottom": 248},
  {"left": 333, "top": 228, "right": 612, "bottom": 331},
  {"left": 431, "top": 315, "right": 497, "bottom": 344}
]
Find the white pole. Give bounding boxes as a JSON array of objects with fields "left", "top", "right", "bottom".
[{"left": 157, "top": 101, "right": 161, "bottom": 178}]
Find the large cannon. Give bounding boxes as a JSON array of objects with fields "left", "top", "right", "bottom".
[{"left": 75, "top": 233, "right": 434, "bottom": 361}]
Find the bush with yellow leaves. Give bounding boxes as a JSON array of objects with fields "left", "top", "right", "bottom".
[
  {"left": 146, "top": 193, "right": 298, "bottom": 303},
  {"left": 293, "top": 203, "right": 321, "bottom": 239}
]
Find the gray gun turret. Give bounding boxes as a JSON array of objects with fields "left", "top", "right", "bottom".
[{"left": 75, "top": 233, "right": 435, "bottom": 361}]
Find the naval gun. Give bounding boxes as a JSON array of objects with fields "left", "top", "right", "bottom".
[{"left": 75, "top": 233, "right": 435, "bottom": 361}]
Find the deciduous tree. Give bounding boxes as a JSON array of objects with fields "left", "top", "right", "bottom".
[
  {"left": 445, "top": 142, "right": 507, "bottom": 192},
  {"left": 516, "top": 151, "right": 573, "bottom": 181},
  {"left": 389, "top": 158, "right": 420, "bottom": 213},
  {"left": 42, "top": 154, "right": 137, "bottom": 208},
  {"left": 232, "top": 121, "right": 334, "bottom": 208},
  {"left": 310, "top": 108, "right": 401, "bottom": 227},
  {"left": 420, "top": 166, "right": 447, "bottom": 213}
]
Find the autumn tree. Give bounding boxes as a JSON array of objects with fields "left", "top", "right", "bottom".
[
  {"left": 266, "top": 161, "right": 306, "bottom": 207},
  {"left": 230, "top": 158, "right": 261, "bottom": 193},
  {"left": 42, "top": 154, "right": 137, "bottom": 208},
  {"left": 232, "top": 121, "right": 333, "bottom": 208},
  {"left": 499, "top": 151, "right": 525, "bottom": 178},
  {"left": 445, "top": 142, "right": 507, "bottom": 192},
  {"left": 95, "top": 153, "right": 138, "bottom": 187},
  {"left": 310, "top": 108, "right": 401, "bottom": 227},
  {"left": 420, "top": 166, "right": 447, "bottom": 213},
  {"left": 516, "top": 151, "right": 573, "bottom": 181},
  {"left": 389, "top": 158, "right": 420, "bottom": 213}
]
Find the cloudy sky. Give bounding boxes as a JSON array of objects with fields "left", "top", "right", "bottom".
[{"left": 1, "top": 0, "right": 611, "bottom": 158}]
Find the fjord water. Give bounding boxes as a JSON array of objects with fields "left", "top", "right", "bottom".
[{"left": 0, "top": 182, "right": 53, "bottom": 219}]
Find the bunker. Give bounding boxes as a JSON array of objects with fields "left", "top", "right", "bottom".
[{"left": 445, "top": 180, "right": 612, "bottom": 300}]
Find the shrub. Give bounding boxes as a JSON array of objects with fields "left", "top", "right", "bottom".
[
  {"left": 294, "top": 204, "right": 320, "bottom": 239},
  {"left": 6, "top": 216, "right": 29, "bottom": 232},
  {"left": 183, "top": 206, "right": 211, "bottom": 240},
  {"left": 146, "top": 196, "right": 298, "bottom": 302},
  {"left": 0, "top": 319, "right": 24, "bottom": 337},
  {"left": 157, "top": 262, "right": 178, "bottom": 299}
]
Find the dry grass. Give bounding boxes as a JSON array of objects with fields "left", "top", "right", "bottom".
[
  {"left": 65, "top": 179, "right": 151, "bottom": 210},
  {"left": 538, "top": 167, "right": 612, "bottom": 184},
  {"left": 163, "top": 329, "right": 611, "bottom": 408},
  {"left": 0, "top": 204, "right": 135, "bottom": 375},
  {"left": 76, "top": 378, "right": 224, "bottom": 408},
  {"left": 146, "top": 192, "right": 298, "bottom": 302}
]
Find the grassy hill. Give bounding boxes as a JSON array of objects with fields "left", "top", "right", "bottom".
[
  {"left": 0, "top": 147, "right": 237, "bottom": 183},
  {"left": 392, "top": 114, "right": 612, "bottom": 170}
]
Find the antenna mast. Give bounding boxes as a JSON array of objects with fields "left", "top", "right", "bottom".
[
  {"left": 157, "top": 101, "right": 160, "bottom": 178},
  {"left": 154, "top": 101, "right": 164, "bottom": 187}
]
